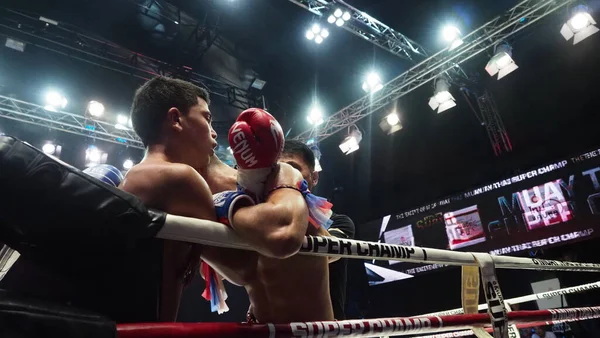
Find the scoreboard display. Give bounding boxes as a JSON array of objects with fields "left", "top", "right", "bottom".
[{"left": 363, "top": 147, "right": 600, "bottom": 286}]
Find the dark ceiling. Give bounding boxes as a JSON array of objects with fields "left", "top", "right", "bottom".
[{"left": 0, "top": 0, "right": 599, "bottom": 226}]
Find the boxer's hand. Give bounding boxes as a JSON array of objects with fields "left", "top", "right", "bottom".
[
  {"left": 264, "top": 162, "right": 305, "bottom": 196},
  {"left": 229, "top": 108, "right": 285, "bottom": 200},
  {"left": 228, "top": 108, "right": 284, "bottom": 170},
  {"left": 213, "top": 191, "right": 255, "bottom": 227}
]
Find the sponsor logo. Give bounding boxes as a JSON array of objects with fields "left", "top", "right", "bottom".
[
  {"left": 230, "top": 123, "right": 258, "bottom": 167},
  {"left": 484, "top": 280, "right": 508, "bottom": 338},
  {"left": 532, "top": 258, "right": 600, "bottom": 271},
  {"left": 540, "top": 283, "right": 600, "bottom": 299},
  {"left": 301, "top": 236, "right": 420, "bottom": 260},
  {"left": 288, "top": 317, "right": 433, "bottom": 336},
  {"left": 549, "top": 307, "right": 600, "bottom": 322}
]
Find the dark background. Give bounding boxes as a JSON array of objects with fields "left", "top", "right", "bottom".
[{"left": 1, "top": 0, "right": 600, "bottom": 326}]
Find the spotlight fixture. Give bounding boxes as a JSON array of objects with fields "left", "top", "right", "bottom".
[
  {"left": 561, "top": 5, "right": 599, "bottom": 45},
  {"left": 44, "top": 90, "right": 67, "bottom": 111},
  {"left": 42, "top": 142, "right": 62, "bottom": 157},
  {"left": 123, "top": 159, "right": 134, "bottom": 170},
  {"left": 442, "top": 25, "right": 463, "bottom": 50},
  {"left": 251, "top": 78, "right": 267, "bottom": 90},
  {"left": 327, "top": 8, "right": 351, "bottom": 27},
  {"left": 85, "top": 145, "right": 108, "bottom": 167},
  {"left": 115, "top": 114, "right": 131, "bottom": 130},
  {"left": 307, "top": 105, "right": 325, "bottom": 126},
  {"left": 362, "top": 72, "right": 383, "bottom": 94},
  {"left": 87, "top": 100, "right": 105, "bottom": 117},
  {"left": 339, "top": 126, "right": 362, "bottom": 155},
  {"left": 485, "top": 42, "right": 518, "bottom": 80},
  {"left": 428, "top": 78, "right": 456, "bottom": 114},
  {"left": 305, "top": 23, "right": 329, "bottom": 44},
  {"left": 379, "top": 112, "right": 402, "bottom": 135}
]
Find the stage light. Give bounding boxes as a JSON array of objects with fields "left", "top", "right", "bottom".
[
  {"left": 114, "top": 114, "right": 131, "bottom": 130},
  {"left": 561, "top": 5, "right": 598, "bottom": 45},
  {"left": 44, "top": 90, "right": 67, "bottom": 111},
  {"left": 85, "top": 145, "right": 108, "bottom": 167},
  {"left": 42, "top": 143, "right": 55, "bottom": 155},
  {"left": 442, "top": 25, "right": 463, "bottom": 50},
  {"left": 379, "top": 112, "right": 402, "bottom": 135},
  {"left": 307, "top": 105, "right": 324, "bottom": 126},
  {"left": 328, "top": 8, "right": 350, "bottom": 27},
  {"left": 311, "top": 24, "right": 321, "bottom": 34},
  {"left": 485, "top": 42, "right": 518, "bottom": 80},
  {"left": 339, "top": 126, "right": 362, "bottom": 155},
  {"left": 87, "top": 100, "right": 105, "bottom": 117},
  {"left": 117, "top": 114, "right": 128, "bottom": 125},
  {"left": 386, "top": 112, "right": 400, "bottom": 126},
  {"left": 428, "top": 78, "right": 456, "bottom": 114},
  {"left": 41, "top": 142, "right": 61, "bottom": 157},
  {"left": 251, "top": 78, "right": 267, "bottom": 90},
  {"left": 362, "top": 72, "right": 383, "bottom": 94},
  {"left": 123, "top": 159, "right": 134, "bottom": 170},
  {"left": 306, "top": 24, "right": 328, "bottom": 44}
]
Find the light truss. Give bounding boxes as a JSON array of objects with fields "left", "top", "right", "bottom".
[
  {"left": 477, "top": 92, "right": 513, "bottom": 156},
  {"left": 0, "top": 8, "right": 262, "bottom": 110},
  {"left": 0, "top": 95, "right": 234, "bottom": 149},
  {"left": 288, "top": 0, "right": 428, "bottom": 61},
  {"left": 0, "top": 95, "right": 144, "bottom": 149},
  {"left": 293, "top": 0, "right": 575, "bottom": 143}
]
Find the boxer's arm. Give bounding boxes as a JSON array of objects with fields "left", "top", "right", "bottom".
[
  {"left": 121, "top": 164, "right": 217, "bottom": 321},
  {"left": 232, "top": 188, "right": 308, "bottom": 259},
  {"left": 162, "top": 166, "right": 253, "bottom": 286}
]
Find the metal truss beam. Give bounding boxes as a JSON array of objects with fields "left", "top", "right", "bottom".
[
  {"left": 477, "top": 92, "right": 513, "bottom": 156},
  {"left": 0, "top": 8, "right": 262, "bottom": 110},
  {"left": 0, "top": 95, "right": 144, "bottom": 149},
  {"left": 288, "top": 0, "right": 428, "bottom": 61},
  {"left": 0, "top": 95, "right": 234, "bottom": 150},
  {"left": 293, "top": 0, "right": 574, "bottom": 142}
]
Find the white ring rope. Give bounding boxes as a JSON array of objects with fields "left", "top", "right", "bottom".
[
  {"left": 162, "top": 214, "right": 600, "bottom": 272},
  {"left": 420, "top": 280, "right": 600, "bottom": 317}
]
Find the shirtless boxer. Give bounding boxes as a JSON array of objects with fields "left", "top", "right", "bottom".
[
  {"left": 201, "top": 151, "right": 334, "bottom": 323},
  {"left": 121, "top": 76, "right": 321, "bottom": 322}
]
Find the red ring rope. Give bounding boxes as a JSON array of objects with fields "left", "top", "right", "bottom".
[{"left": 116, "top": 306, "right": 600, "bottom": 338}]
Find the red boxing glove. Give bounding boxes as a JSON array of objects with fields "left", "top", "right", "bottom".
[
  {"left": 228, "top": 108, "right": 284, "bottom": 169},
  {"left": 229, "top": 108, "right": 284, "bottom": 200}
]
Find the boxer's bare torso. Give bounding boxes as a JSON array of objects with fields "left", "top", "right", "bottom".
[
  {"left": 201, "top": 161, "right": 334, "bottom": 323},
  {"left": 121, "top": 158, "right": 215, "bottom": 322}
]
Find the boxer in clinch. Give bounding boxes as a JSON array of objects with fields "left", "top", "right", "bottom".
[
  {"left": 122, "top": 76, "right": 328, "bottom": 322},
  {"left": 201, "top": 150, "right": 335, "bottom": 322}
]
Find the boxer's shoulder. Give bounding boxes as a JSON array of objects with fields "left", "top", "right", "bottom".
[
  {"left": 122, "top": 161, "right": 210, "bottom": 209},
  {"left": 126, "top": 162, "right": 204, "bottom": 186}
]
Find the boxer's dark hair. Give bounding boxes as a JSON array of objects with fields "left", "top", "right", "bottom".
[
  {"left": 131, "top": 76, "right": 210, "bottom": 146},
  {"left": 282, "top": 140, "right": 315, "bottom": 172}
]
